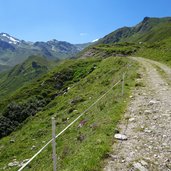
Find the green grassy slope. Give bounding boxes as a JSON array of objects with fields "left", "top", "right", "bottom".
[
  {"left": 0, "top": 57, "right": 101, "bottom": 138},
  {"left": 77, "top": 42, "right": 140, "bottom": 59},
  {"left": 99, "top": 17, "right": 171, "bottom": 44},
  {"left": 95, "top": 17, "right": 171, "bottom": 67},
  {"left": 0, "top": 55, "right": 53, "bottom": 99},
  {"left": 0, "top": 55, "right": 139, "bottom": 170},
  {"left": 83, "top": 41, "right": 171, "bottom": 67},
  {"left": 135, "top": 38, "right": 171, "bottom": 67}
]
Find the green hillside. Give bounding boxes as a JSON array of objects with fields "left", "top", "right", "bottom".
[
  {"left": 78, "top": 42, "right": 139, "bottom": 59},
  {"left": 99, "top": 17, "right": 171, "bottom": 44},
  {"left": 135, "top": 37, "right": 171, "bottom": 66},
  {"left": 0, "top": 54, "right": 139, "bottom": 170},
  {"left": 0, "top": 55, "right": 53, "bottom": 99},
  {"left": 84, "top": 17, "right": 171, "bottom": 66},
  {"left": 79, "top": 41, "right": 171, "bottom": 67}
]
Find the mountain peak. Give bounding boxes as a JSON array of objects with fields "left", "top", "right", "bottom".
[
  {"left": 99, "top": 16, "right": 171, "bottom": 44},
  {"left": 142, "top": 17, "right": 150, "bottom": 22},
  {"left": 0, "top": 32, "right": 91, "bottom": 67},
  {"left": 49, "top": 39, "right": 59, "bottom": 43},
  {"left": 0, "top": 32, "right": 20, "bottom": 45}
]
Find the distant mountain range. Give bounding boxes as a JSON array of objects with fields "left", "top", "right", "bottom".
[{"left": 0, "top": 33, "right": 92, "bottom": 68}]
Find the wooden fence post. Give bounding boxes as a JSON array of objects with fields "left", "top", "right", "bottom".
[
  {"left": 122, "top": 73, "right": 125, "bottom": 96},
  {"left": 52, "top": 117, "right": 57, "bottom": 171}
]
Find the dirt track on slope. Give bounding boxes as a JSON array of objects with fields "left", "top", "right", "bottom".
[{"left": 104, "top": 57, "right": 171, "bottom": 171}]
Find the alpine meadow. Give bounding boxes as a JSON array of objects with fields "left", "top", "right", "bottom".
[{"left": 0, "top": 1, "right": 171, "bottom": 170}]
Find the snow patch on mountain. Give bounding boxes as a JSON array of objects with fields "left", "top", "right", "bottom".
[
  {"left": 1, "top": 33, "right": 20, "bottom": 44},
  {"left": 9, "top": 36, "right": 19, "bottom": 44}
]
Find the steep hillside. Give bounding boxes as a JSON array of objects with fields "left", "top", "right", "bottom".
[
  {"left": 99, "top": 17, "right": 171, "bottom": 44},
  {"left": 80, "top": 17, "right": 171, "bottom": 67},
  {"left": 135, "top": 38, "right": 171, "bottom": 66},
  {"left": 0, "top": 58, "right": 101, "bottom": 137},
  {"left": 0, "top": 55, "right": 53, "bottom": 99},
  {"left": 0, "top": 54, "right": 139, "bottom": 170},
  {"left": 78, "top": 42, "right": 139, "bottom": 59},
  {"left": 80, "top": 40, "right": 171, "bottom": 67}
]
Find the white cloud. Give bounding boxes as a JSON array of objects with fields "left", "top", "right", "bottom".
[
  {"left": 92, "top": 38, "right": 99, "bottom": 42},
  {"left": 79, "top": 32, "right": 88, "bottom": 36}
]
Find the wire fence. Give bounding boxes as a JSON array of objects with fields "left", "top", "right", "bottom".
[
  {"left": 17, "top": 60, "right": 133, "bottom": 170},
  {"left": 18, "top": 77, "right": 124, "bottom": 171}
]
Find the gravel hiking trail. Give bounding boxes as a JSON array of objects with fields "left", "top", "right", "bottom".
[{"left": 104, "top": 57, "right": 171, "bottom": 171}]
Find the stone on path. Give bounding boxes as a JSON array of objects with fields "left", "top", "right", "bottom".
[
  {"left": 133, "top": 162, "right": 148, "bottom": 171},
  {"left": 114, "top": 134, "right": 127, "bottom": 140},
  {"left": 148, "top": 100, "right": 158, "bottom": 106},
  {"left": 129, "top": 118, "right": 135, "bottom": 122}
]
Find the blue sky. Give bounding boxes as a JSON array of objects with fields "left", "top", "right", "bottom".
[{"left": 0, "top": 0, "right": 171, "bottom": 43}]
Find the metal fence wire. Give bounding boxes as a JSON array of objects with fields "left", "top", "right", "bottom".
[{"left": 18, "top": 70, "right": 127, "bottom": 171}]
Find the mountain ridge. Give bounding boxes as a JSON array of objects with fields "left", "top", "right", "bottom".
[
  {"left": 0, "top": 33, "right": 91, "bottom": 68},
  {"left": 0, "top": 55, "right": 53, "bottom": 99},
  {"left": 78, "top": 16, "right": 171, "bottom": 67},
  {"left": 98, "top": 16, "right": 171, "bottom": 44}
]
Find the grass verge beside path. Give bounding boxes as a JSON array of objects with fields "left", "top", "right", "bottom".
[{"left": 0, "top": 57, "right": 139, "bottom": 171}]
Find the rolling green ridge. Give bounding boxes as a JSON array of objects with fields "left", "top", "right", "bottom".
[
  {"left": 99, "top": 17, "right": 171, "bottom": 44},
  {"left": 79, "top": 17, "right": 171, "bottom": 66},
  {"left": 135, "top": 38, "right": 171, "bottom": 67},
  {"left": 0, "top": 55, "right": 139, "bottom": 170},
  {"left": 0, "top": 57, "right": 100, "bottom": 138},
  {"left": 0, "top": 55, "right": 54, "bottom": 99},
  {"left": 78, "top": 42, "right": 139, "bottom": 59}
]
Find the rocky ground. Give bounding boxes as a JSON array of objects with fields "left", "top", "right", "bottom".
[{"left": 104, "top": 57, "right": 171, "bottom": 171}]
